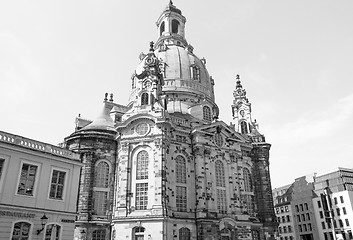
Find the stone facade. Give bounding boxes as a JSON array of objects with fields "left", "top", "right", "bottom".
[{"left": 65, "top": 2, "right": 277, "bottom": 240}]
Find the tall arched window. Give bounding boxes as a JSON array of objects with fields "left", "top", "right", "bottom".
[
  {"left": 203, "top": 106, "right": 212, "bottom": 121},
  {"left": 179, "top": 227, "right": 191, "bottom": 240},
  {"left": 45, "top": 224, "right": 61, "bottom": 240},
  {"left": 243, "top": 168, "right": 253, "bottom": 192},
  {"left": 11, "top": 222, "right": 31, "bottom": 240},
  {"left": 92, "top": 229, "right": 106, "bottom": 240},
  {"left": 240, "top": 121, "right": 248, "bottom": 134},
  {"left": 160, "top": 21, "right": 165, "bottom": 36},
  {"left": 95, "top": 161, "right": 109, "bottom": 188},
  {"left": 172, "top": 19, "right": 179, "bottom": 33},
  {"left": 141, "top": 92, "right": 149, "bottom": 106},
  {"left": 215, "top": 160, "right": 225, "bottom": 187},
  {"left": 175, "top": 156, "right": 186, "bottom": 183},
  {"left": 132, "top": 227, "right": 145, "bottom": 240},
  {"left": 136, "top": 150, "right": 149, "bottom": 180}
]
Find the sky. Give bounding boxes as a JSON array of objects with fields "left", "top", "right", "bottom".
[{"left": 0, "top": 0, "right": 352, "bottom": 188}]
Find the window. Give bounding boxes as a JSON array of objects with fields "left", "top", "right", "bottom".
[
  {"left": 92, "top": 229, "right": 106, "bottom": 240},
  {"left": 301, "top": 214, "right": 305, "bottom": 221},
  {"left": 217, "top": 189, "right": 227, "bottom": 213},
  {"left": 172, "top": 19, "right": 179, "bottom": 34},
  {"left": 334, "top": 197, "right": 338, "bottom": 204},
  {"left": 215, "top": 160, "right": 225, "bottom": 187},
  {"left": 12, "top": 222, "right": 31, "bottom": 240},
  {"left": 339, "top": 219, "right": 343, "bottom": 228},
  {"left": 179, "top": 227, "right": 191, "bottom": 240},
  {"left": 308, "top": 223, "right": 312, "bottom": 231},
  {"left": 288, "top": 226, "right": 292, "bottom": 232},
  {"left": 203, "top": 106, "right": 212, "bottom": 121},
  {"left": 136, "top": 123, "right": 149, "bottom": 135},
  {"left": 141, "top": 92, "right": 149, "bottom": 106},
  {"left": 176, "top": 186, "right": 187, "bottom": 212},
  {"left": 278, "top": 227, "right": 282, "bottom": 233},
  {"left": 136, "top": 183, "right": 148, "bottom": 210},
  {"left": 299, "top": 225, "right": 302, "bottom": 232},
  {"left": 295, "top": 205, "right": 299, "bottom": 212},
  {"left": 285, "top": 206, "right": 289, "bottom": 212},
  {"left": 346, "top": 219, "right": 350, "bottom": 227},
  {"left": 303, "top": 224, "right": 307, "bottom": 231},
  {"left": 319, "top": 211, "right": 324, "bottom": 218},
  {"left": 136, "top": 151, "right": 149, "bottom": 180},
  {"left": 277, "top": 217, "right": 281, "bottom": 223},
  {"left": 240, "top": 121, "right": 248, "bottom": 134},
  {"left": 160, "top": 21, "right": 165, "bottom": 36},
  {"left": 175, "top": 156, "right": 186, "bottom": 183},
  {"left": 49, "top": 170, "right": 65, "bottom": 200},
  {"left": 95, "top": 162, "right": 109, "bottom": 188},
  {"left": 343, "top": 207, "right": 347, "bottom": 214},
  {"left": 243, "top": 168, "right": 253, "bottom": 192},
  {"left": 322, "top": 222, "right": 326, "bottom": 229},
  {"left": 190, "top": 65, "right": 200, "bottom": 81},
  {"left": 340, "top": 196, "right": 344, "bottom": 203},
  {"left": 336, "top": 208, "right": 340, "bottom": 216},
  {"left": 17, "top": 163, "right": 37, "bottom": 196},
  {"left": 300, "top": 204, "right": 304, "bottom": 211},
  {"left": 297, "top": 215, "right": 301, "bottom": 222},
  {"left": 214, "top": 133, "right": 223, "bottom": 147},
  {"left": 282, "top": 216, "right": 285, "bottom": 223},
  {"left": 318, "top": 200, "right": 322, "bottom": 208},
  {"left": 304, "top": 203, "right": 308, "bottom": 210},
  {"left": 133, "top": 227, "right": 145, "bottom": 240},
  {"left": 333, "top": 220, "right": 337, "bottom": 228},
  {"left": 283, "top": 226, "right": 287, "bottom": 233},
  {"left": 286, "top": 215, "right": 290, "bottom": 222},
  {"left": 45, "top": 224, "right": 61, "bottom": 240},
  {"left": 306, "top": 213, "right": 310, "bottom": 220},
  {"left": 0, "top": 158, "right": 4, "bottom": 180},
  {"left": 93, "top": 191, "right": 108, "bottom": 215}
]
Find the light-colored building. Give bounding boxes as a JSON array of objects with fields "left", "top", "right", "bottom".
[
  {"left": 65, "top": 2, "right": 278, "bottom": 240},
  {"left": 0, "top": 130, "right": 82, "bottom": 239},
  {"left": 313, "top": 168, "right": 353, "bottom": 240}
]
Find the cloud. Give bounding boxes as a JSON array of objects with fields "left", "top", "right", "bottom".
[{"left": 266, "top": 93, "right": 353, "bottom": 144}]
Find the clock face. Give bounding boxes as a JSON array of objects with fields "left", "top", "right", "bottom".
[{"left": 240, "top": 110, "right": 245, "bottom": 117}]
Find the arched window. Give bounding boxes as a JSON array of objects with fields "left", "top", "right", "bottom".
[
  {"left": 141, "top": 92, "right": 149, "bottom": 106},
  {"left": 243, "top": 168, "right": 253, "bottom": 192},
  {"left": 132, "top": 227, "right": 145, "bottom": 239},
  {"left": 175, "top": 156, "right": 186, "bottom": 183},
  {"left": 95, "top": 161, "right": 109, "bottom": 188},
  {"left": 215, "top": 160, "right": 225, "bottom": 187},
  {"left": 190, "top": 65, "right": 200, "bottom": 80},
  {"left": 203, "top": 106, "right": 212, "bottom": 121},
  {"left": 172, "top": 19, "right": 179, "bottom": 33},
  {"left": 92, "top": 229, "right": 106, "bottom": 240},
  {"left": 179, "top": 227, "right": 191, "bottom": 240},
  {"left": 45, "top": 224, "right": 61, "bottom": 240},
  {"left": 11, "top": 221, "right": 31, "bottom": 240},
  {"left": 136, "top": 150, "right": 149, "bottom": 180},
  {"left": 240, "top": 121, "right": 248, "bottom": 134},
  {"left": 160, "top": 21, "right": 165, "bottom": 36}
]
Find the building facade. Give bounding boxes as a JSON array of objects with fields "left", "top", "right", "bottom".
[
  {"left": 65, "top": 2, "right": 278, "bottom": 240},
  {"left": 0, "top": 130, "right": 82, "bottom": 239}
]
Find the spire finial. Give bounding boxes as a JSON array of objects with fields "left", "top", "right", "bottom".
[
  {"left": 169, "top": 0, "right": 173, "bottom": 5},
  {"left": 109, "top": 93, "right": 114, "bottom": 102},
  {"left": 104, "top": 93, "right": 108, "bottom": 101},
  {"left": 149, "top": 41, "right": 154, "bottom": 52},
  {"left": 236, "top": 75, "right": 242, "bottom": 89}
]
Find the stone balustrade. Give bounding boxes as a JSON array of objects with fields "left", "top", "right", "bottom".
[{"left": 0, "top": 131, "right": 80, "bottom": 161}]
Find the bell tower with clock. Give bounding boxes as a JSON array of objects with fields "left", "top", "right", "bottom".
[{"left": 231, "top": 74, "right": 258, "bottom": 134}]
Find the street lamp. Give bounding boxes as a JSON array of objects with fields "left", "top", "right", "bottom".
[{"left": 37, "top": 214, "right": 48, "bottom": 235}]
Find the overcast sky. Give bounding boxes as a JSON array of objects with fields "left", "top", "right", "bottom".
[{"left": 0, "top": 0, "right": 352, "bottom": 188}]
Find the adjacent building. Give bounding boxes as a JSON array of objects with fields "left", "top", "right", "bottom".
[
  {"left": 273, "top": 169, "right": 353, "bottom": 240},
  {"left": 65, "top": 2, "right": 278, "bottom": 240},
  {"left": 0, "top": 130, "right": 82, "bottom": 239}
]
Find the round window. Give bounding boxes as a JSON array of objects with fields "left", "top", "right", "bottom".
[
  {"left": 214, "top": 133, "right": 223, "bottom": 147},
  {"left": 136, "top": 123, "right": 149, "bottom": 135}
]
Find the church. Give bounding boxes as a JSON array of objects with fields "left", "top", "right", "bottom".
[{"left": 64, "top": 2, "right": 277, "bottom": 240}]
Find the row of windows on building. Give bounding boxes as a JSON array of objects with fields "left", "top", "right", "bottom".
[
  {"left": 11, "top": 221, "right": 61, "bottom": 240},
  {"left": 317, "top": 196, "right": 345, "bottom": 209},
  {"left": 321, "top": 219, "right": 350, "bottom": 229},
  {"left": 295, "top": 203, "right": 309, "bottom": 212},
  {"left": 319, "top": 207, "right": 348, "bottom": 219},
  {"left": 113, "top": 226, "right": 191, "bottom": 240},
  {"left": 275, "top": 206, "right": 290, "bottom": 214},
  {"left": 298, "top": 223, "right": 313, "bottom": 232},
  {"left": 279, "top": 236, "right": 294, "bottom": 240},
  {"left": 277, "top": 215, "right": 291, "bottom": 223},
  {"left": 278, "top": 225, "right": 293, "bottom": 233},
  {"left": 296, "top": 213, "right": 311, "bottom": 222}
]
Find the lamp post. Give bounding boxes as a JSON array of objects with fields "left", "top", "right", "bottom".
[{"left": 37, "top": 214, "right": 48, "bottom": 235}]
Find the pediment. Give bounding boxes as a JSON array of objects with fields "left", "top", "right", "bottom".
[{"left": 191, "top": 120, "right": 248, "bottom": 143}]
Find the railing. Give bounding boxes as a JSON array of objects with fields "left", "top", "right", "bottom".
[
  {"left": 0, "top": 131, "right": 80, "bottom": 161},
  {"left": 164, "top": 79, "right": 212, "bottom": 96}
]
